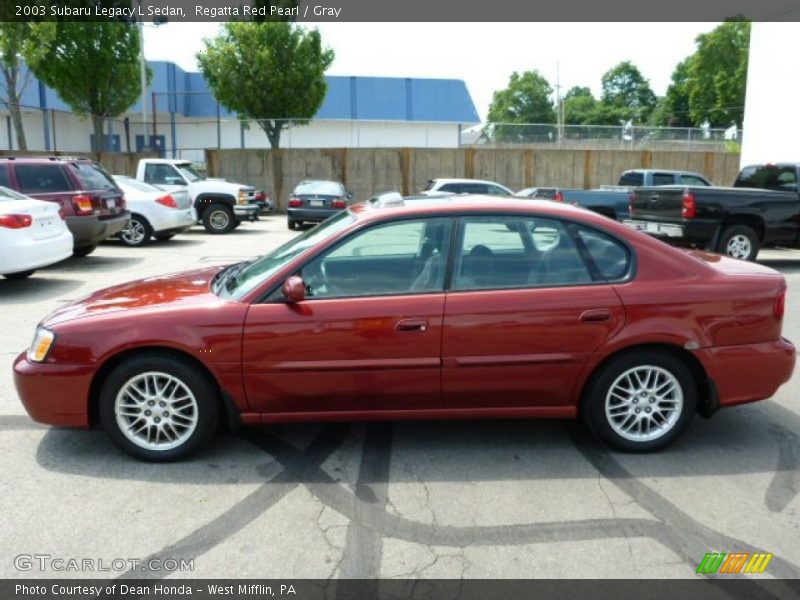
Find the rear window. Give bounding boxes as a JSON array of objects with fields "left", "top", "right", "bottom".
[
  {"left": 69, "top": 162, "right": 117, "bottom": 191},
  {"left": 652, "top": 173, "right": 675, "bottom": 186},
  {"left": 293, "top": 181, "right": 344, "bottom": 196},
  {"left": 618, "top": 171, "right": 644, "bottom": 186},
  {"left": 115, "top": 178, "right": 161, "bottom": 193},
  {"left": 0, "top": 166, "right": 9, "bottom": 188},
  {"left": 15, "top": 164, "right": 71, "bottom": 194},
  {"left": 735, "top": 166, "right": 798, "bottom": 191}
]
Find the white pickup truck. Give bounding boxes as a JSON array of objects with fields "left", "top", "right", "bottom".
[{"left": 134, "top": 159, "right": 259, "bottom": 234}]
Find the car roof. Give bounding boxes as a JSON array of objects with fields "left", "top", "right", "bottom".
[
  {"left": 295, "top": 180, "right": 344, "bottom": 186},
  {"left": 623, "top": 169, "right": 707, "bottom": 177},
  {"left": 430, "top": 178, "right": 509, "bottom": 186},
  {"left": 0, "top": 156, "right": 93, "bottom": 164}
]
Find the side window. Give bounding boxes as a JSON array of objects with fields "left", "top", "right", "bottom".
[
  {"left": 452, "top": 216, "right": 591, "bottom": 291},
  {"left": 576, "top": 227, "right": 631, "bottom": 281},
  {"left": 14, "top": 164, "right": 71, "bottom": 194},
  {"left": 144, "top": 164, "right": 178, "bottom": 185},
  {"left": 439, "top": 183, "right": 463, "bottom": 194},
  {"left": 618, "top": 172, "right": 644, "bottom": 186},
  {"left": 301, "top": 218, "right": 451, "bottom": 299},
  {"left": 0, "top": 166, "right": 9, "bottom": 188},
  {"left": 487, "top": 184, "right": 511, "bottom": 196},
  {"left": 652, "top": 173, "right": 675, "bottom": 186},
  {"left": 681, "top": 175, "right": 709, "bottom": 187}
]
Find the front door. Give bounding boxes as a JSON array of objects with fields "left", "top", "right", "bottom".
[
  {"left": 442, "top": 215, "right": 628, "bottom": 409},
  {"left": 243, "top": 217, "right": 452, "bottom": 415}
]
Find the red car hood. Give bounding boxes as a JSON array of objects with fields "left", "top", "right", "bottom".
[{"left": 43, "top": 266, "right": 226, "bottom": 326}]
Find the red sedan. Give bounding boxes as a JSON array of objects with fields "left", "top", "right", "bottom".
[{"left": 14, "top": 195, "right": 796, "bottom": 461}]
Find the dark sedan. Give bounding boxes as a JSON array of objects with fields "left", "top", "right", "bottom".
[{"left": 287, "top": 180, "right": 351, "bottom": 230}]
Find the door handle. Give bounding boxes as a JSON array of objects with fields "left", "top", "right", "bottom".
[
  {"left": 395, "top": 318, "right": 428, "bottom": 332},
  {"left": 580, "top": 309, "right": 612, "bottom": 322}
]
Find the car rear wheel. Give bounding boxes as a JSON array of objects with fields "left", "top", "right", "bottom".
[
  {"left": 288, "top": 219, "right": 299, "bottom": 230},
  {"left": 717, "top": 225, "right": 759, "bottom": 261},
  {"left": 73, "top": 245, "right": 97, "bottom": 258},
  {"left": 3, "top": 270, "right": 35, "bottom": 280},
  {"left": 583, "top": 350, "right": 696, "bottom": 452},
  {"left": 99, "top": 353, "right": 219, "bottom": 462},
  {"left": 119, "top": 214, "right": 152, "bottom": 247},
  {"left": 202, "top": 204, "right": 235, "bottom": 234}
]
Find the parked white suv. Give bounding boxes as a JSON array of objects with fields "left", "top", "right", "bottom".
[{"left": 421, "top": 178, "right": 514, "bottom": 196}]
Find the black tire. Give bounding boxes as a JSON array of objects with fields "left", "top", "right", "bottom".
[
  {"left": 119, "top": 214, "right": 152, "bottom": 247},
  {"left": 3, "top": 270, "right": 35, "bottom": 280},
  {"left": 202, "top": 204, "right": 235, "bottom": 234},
  {"left": 582, "top": 349, "right": 696, "bottom": 453},
  {"left": 717, "top": 225, "right": 760, "bottom": 261},
  {"left": 154, "top": 233, "right": 176, "bottom": 241},
  {"left": 98, "top": 353, "right": 220, "bottom": 462},
  {"left": 72, "top": 245, "right": 97, "bottom": 258},
  {"left": 288, "top": 219, "right": 298, "bottom": 230}
]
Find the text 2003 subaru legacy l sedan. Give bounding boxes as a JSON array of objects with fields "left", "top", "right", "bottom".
[{"left": 14, "top": 195, "right": 796, "bottom": 461}]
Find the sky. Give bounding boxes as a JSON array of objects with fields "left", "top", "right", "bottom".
[{"left": 143, "top": 22, "right": 719, "bottom": 122}]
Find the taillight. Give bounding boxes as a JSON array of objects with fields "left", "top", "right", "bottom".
[
  {"left": 255, "top": 191, "right": 266, "bottom": 202},
  {"left": 288, "top": 198, "right": 302, "bottom": 208},
  {"left": 331, "top": 198, "right": 346, "bottom": 209},
  {"left": 118, "top": 196, "right": 127, "bottom": 210},
  {"left": 628, "top": 192, "right": 636, "bottom": 215},
  {"left": 0, "top": 214, "right": 33, "bottom": 229},
  {"left": 681, "top": 191, "right": 696, "bottom": 219},
  {"left": 774, "top": 290, "right": 786, "bottom": 320},
  {"left": 155, "top": 194, "right": 178, "bottom": 208},
  {"left": 553, "top": 190, "right": 563, "bottom": 202},
  {"left": 72, "top": 194, "right": 94, "bottom": 216}
]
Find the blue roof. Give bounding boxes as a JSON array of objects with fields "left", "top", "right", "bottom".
[{"left": 17, "top": 60, "right": 479, "bottom": 125}]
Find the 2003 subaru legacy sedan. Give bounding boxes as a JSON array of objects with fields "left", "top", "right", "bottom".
[{"left": 14, "top": 194, "right": 796, "bottom": 461}]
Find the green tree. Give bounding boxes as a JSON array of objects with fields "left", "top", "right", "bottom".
[
  {"left": 26, "top": 22, "right": 147, "bottom": 151},
  {"left": 563, "top": 86, "right": 597, "bottom": 125},
  {"left": 0, "top": 23, "right": 32, "bottom": 150},
  {"left": 197, "top": 22, "right": 334, "bottom": 149},
  {"left": 486, "top": 70, "right": 555, "bottom": 143},
  {"left": 686, "top": 19, "right": 750, "bottom": 127},
  {"left": 660, "top": 57, "right": 694, "bottom": 127},
  {"left": 600, "top": 61, "right": 657, "bottom": 123}
]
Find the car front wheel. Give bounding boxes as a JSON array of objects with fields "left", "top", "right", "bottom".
[
  {"left": 583, "top": 350, "right": 696, "bottom": 452},
  {"left": 202, "top": 204, "right": 235, "bottom": 234},
  {"left": 99, "top": 353, "right": 219, "bottom": 461}
]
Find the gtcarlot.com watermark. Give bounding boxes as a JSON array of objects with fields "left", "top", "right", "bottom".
[{"left": 14, "top": 554, "right": 194, "bottom": 573}]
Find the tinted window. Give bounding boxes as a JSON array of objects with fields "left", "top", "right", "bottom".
[
  {"left": 15, "top": 164, "right": 71, "bottom": 194},
  {"left": 487, "top": 184, "right": 511, "bottom": 196},
  {"left": 439, "top": 183, "right": 465, "bottom": 194},
  {"left": 301, "top": 218, "right": 451, "bottom": 298},
  {"left": 618, "top": 172, "right": 644, "bottom": 186},
  {"left": 452, "top": 216, "right": 591, "bottom": 291},
  {"left": 652, "top": 173, "right": 675, "bottom": 186},
  {"left": 294, "top": 181, "right": 344, "bottom": 196},
  {"left": 735, "top": 166, "right": 798, "bottom": 191},
  {"left": 144, "top": 163, "right": 183, "bottom": 185},
  {"left": 0, "top": 166, "right": 9, "bottom": 188},
  {"left": 681, "top": 175, "right": 709, "bottom": 186},
  {"left": 69, "top": 162, "right": 116, "bottom": 190},
  {"left": 577, "top": 227, "right": 631, "bottom": 281}
]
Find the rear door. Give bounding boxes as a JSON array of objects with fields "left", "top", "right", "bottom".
[
  {"left": 10, "top": 163, "right": 75, "bottom": 215},
  {"left": 242, "top": 217, "right": 452, "bottom": 415},
  {"left": 442, "top": 215, "right": 627, "bottom": 410}
]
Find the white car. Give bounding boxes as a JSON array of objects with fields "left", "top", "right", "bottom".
[
  {"left": 421, "top": 178, "right": 514, "bottom": 196},
  {"left": 0, "top": 186, "right": 73, "bottom": 280},
  {"left": 112, "top": 176, "right": 197, "bottom": 247}
]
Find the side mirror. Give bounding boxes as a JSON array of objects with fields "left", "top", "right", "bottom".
[
  {"left": 346, "top": 192, "right": 353, "bottom": 200},
  {"left": 282, "top": 275, "right": 305, "bottom": 303}
]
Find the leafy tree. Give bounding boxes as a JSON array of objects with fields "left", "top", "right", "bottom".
[
  {"left": 563, "top": 86, "right": 597, "bottom": 125},
  {"left": 0, "top": 23, "right": 32, "bottom": 150},
  {"left": 26, "top": 22, "right": 148, "bottom": 151},
  {"left": 197, "top": 22, "right": 334, "bottom": 149},
  {"left": 600, "top": 61, "right": 657, "bottom": 123},
  {"left": 686, "top": 19, "right": 750, "bottom": 127},
  {"left": 486, "top": 70, "right": 555, "bottom": 142},
  {"left": 659, "top": 58, "right": 694, "bottom": 127}
]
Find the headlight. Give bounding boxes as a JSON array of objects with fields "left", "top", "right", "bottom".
[
  {"left": 238, "top": 190, "right": 249, "bottom": 205},
  {"left": 27, "top": 327, "right": 55, "bottom": 363}
]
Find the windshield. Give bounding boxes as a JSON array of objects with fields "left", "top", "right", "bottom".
[
  {"left": 114, "top": 178, "right": 161, "bottom": 193},
  {"left": 215, "top": 211, "right": 356, "bottom": 300},
  {"left": 177, "top": 164, "right": 204, "bottom": 183},
  {"left": 70, "top": 162, "right": 117, "bottom": 190},
  {"left": 294, "top": 181, "right": 344, "bottom": 196},
  {"left": 0, "top": 186, "right": 29, "bottom": 201}
]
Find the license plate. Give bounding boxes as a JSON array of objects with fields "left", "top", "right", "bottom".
[
  {"left": 645, "top": 222, "right": 659, "bottom": 233},
  {"left": 310, "top": 200, "right": 323, "bottom": 207},
  {"left": 106, "top": 199, "right": 117, "bottom": 209},
  {"left": 38, "top": 218, "right": 53, "bottom": 228}
]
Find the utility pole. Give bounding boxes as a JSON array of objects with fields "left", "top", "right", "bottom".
[
  {"left": 555, "top": 61, "right": 563, "bottom": 147},
  {"left": 138, "top": 2, "right": 147, "bottom": 151}
]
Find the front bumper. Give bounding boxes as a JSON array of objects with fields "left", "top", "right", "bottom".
[
  {"left": 13, "top": 352, "right": 93, "bottom": 428},
  {"left": 65, "top": 212, "right": 130, "bottom": 249},
  {"left": 287, "top": 207, "right": 343, "bottom": 223},
  {"left": 695, "top": 338, "right": 796, "bottom": 408},
  {"left": 234, "top": 204, "right": 259, "bottom": 221}
]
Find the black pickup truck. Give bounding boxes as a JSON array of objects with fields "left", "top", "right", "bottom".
[{"left": 624, "top": 163, "right": 800, "bottom": 261}]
